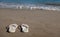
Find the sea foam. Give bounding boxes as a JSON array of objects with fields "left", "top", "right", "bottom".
[{"left": 0, "top": 2, "right": 60, "bottom": 11}]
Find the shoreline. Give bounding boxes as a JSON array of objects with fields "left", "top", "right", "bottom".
[{"left": 0, "top": 8, "right": 59, "bottom": 11}]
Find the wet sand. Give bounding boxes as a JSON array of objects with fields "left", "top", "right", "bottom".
[{"left": 0, "top": 9, "right": 60, "bottom": 37}]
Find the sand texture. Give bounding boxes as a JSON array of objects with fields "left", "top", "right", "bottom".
[{"left": 0, "top": 9, "right": 60, "bottom": 37}]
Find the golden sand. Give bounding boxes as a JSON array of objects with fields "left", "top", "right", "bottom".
[{"left": 0, "top": 9, "right": 60, "bottom": 37}]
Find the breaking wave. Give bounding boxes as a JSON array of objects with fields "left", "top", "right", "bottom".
[{"left": 0, "top": 2, "right": 60, "bottom": 11}]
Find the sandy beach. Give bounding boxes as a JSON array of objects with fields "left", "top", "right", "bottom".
[{"left": 0, "top": 9, "right": 60, "bottom": 37}]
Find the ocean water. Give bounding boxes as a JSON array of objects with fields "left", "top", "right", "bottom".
[{"left": 0, "top": 0, "right": 60, "bottom": 11}]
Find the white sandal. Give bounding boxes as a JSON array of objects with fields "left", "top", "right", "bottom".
[
  {"left": 21, "top": 24, "right": 29, "bottom": 33},
  {"left": 8, "top": 24, "right": 18, "bottom": 33}
]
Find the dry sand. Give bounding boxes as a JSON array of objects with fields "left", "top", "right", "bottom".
[{"left": 0, "top": 9, "right": 60, "bottom": 37}]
